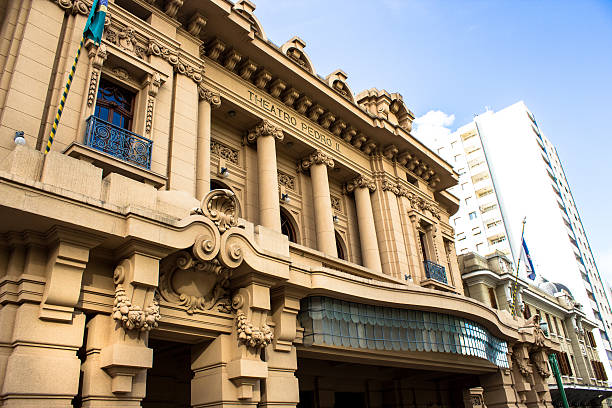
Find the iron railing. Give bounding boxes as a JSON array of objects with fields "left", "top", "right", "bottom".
[
  {"left": 423, "top": 260, "right": 447, "bottom": 284},
  {"left": 84, "top": 115, "right": 152, "bottom": 169}
]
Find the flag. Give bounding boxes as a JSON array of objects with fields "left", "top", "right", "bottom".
[
  {"left": 83, "top": 0, "right": 108, "bottom": 45},
  {"left": 520, "top": 237, "right": 536, "bottom": 280}
]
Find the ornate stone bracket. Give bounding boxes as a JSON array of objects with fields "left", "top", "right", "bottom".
[{"left": 191, "top": 189, "right": 241, "bottom": 232}]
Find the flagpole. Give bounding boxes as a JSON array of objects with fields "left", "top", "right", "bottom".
[
  {"left": 44, "top": 35, "right": 85, "bottom": 154},
  {"left": 44, "top": 0, "right": 105, "bottom": 154},
  {"left": 511, "top": 217, "right": 527, "bottom": 316}
]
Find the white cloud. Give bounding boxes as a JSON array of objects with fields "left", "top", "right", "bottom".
[{"left": 412, "top": 110, "right": 456, "bottom": 152}]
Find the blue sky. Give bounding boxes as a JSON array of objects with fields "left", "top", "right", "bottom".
[{"left": 252, "top": 0, "right": 612, "bottom": 282}]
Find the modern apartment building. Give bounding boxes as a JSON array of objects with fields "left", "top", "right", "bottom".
[{"left": 424, "top": 100, "right": 612, "bottom": 380}]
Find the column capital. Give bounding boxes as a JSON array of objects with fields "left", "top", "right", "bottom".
[
  {"left": 198, "top": 84, "right": 221, "bottom": 107},
  {"left": 297, "top": 150, "right": 334, "bottom": 172},
  {"left": 345, "top": 176, "right": 376, "bottom": 194},
  {"left": 247, "top": 120, "right": 284, "bottom": 143}
]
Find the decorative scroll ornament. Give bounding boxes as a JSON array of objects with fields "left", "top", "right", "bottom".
[
  {"left": 112, "top": 262, "right": 160, "bottom": 331},
  {"left": 246, "top": 120, "right": 284, "bottom": 143},
  {"left": 159, "top": 250, "right": 233, "bottom": 315},
  {"left": 191, "top": 189, "right": 241, "bottom": 233},
  {"left": 345, "top": 176, "right": 376, "bottom": 193},
  {"left": 298, "top": 150, "right": 334, "bottom": 172},
  {"left": 198, "top": 85, "right": 221, "bottom": 107},
  {"left": 236, "top": 310, "right": 273, "bottom": 349},
  {"left": 53, "top": 0, "right": 89, "bottom": 15},
  {"left": 147, "top": 41, "right": 204, "bottom": 84}
]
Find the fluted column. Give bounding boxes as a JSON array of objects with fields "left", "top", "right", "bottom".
[
  {"left": 247, "top": 120, "right": 284, "bottom": 232},
  {"left": 345, "top": 177, "right": 382, "bottom": 273},
  {"left": 196, "top": 85, "right": 221, "bottom": 200},
  {"left": 299, "top": 151, "right": 336, "bottom": 257}
]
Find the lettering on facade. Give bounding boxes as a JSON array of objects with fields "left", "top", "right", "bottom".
[{"left": 247, "top": 90, "right": 341, "bottom": 153}]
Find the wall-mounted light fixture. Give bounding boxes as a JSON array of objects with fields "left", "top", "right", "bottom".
[
  {"left": 281, "top": 193, "right": 291, "bottom": 203},
  {"left": 14, "top": 131, "right": 25, "bottom": 146},
  {"left": 332, "top": 215, "right": 339, "bottom": 224},
  {"left": 218, "top": 158, "right": 230, "bottom": 178},
  {"left": 279, "top": 186, "right": 291, "bottom": 203}
]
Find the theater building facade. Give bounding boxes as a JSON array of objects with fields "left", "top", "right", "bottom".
[{"left": 0, "top": 1, "right": 576, "bottom": 407}]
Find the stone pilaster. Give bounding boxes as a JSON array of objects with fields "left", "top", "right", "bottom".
[
  {"left": 196, "top": 85, "right": 221, "bottom": 200},
  {"left": 76, "top": 43, "right": 107, "bottom": 142},
  {"left": 247, "top": 120, "right": 284, "bottom": 232},
  {"left": 298, "top": 150, "right": 336, "bottom": 257},
  {"left": 345, "top": 176, "right": 382, "bottom": 273}
]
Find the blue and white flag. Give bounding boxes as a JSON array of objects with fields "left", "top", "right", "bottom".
[{"left": 520, "top": 237, "right": 536, "bottom": 280}]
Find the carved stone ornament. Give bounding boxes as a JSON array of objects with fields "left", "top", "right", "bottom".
[
  {"left": 112, "top": 261, "right": 161, "bottom": 331},
  {"left": 381, "top": 179, "right": 400, "bottom": 195},
  {"left": 211, "top": 140, "right": 239, "bottom": 165},
  {"left": 159, "top": 250, "right": 232, "bottom": 315},
  {"left": 345, "top": 176, "right": 376, "bottom": 193},
  {"left": 191, "top": 189, "right": 241, "bottom": 233},
  {"left": 330, "top": 195, "right": 342, "bottom": 213},
  {"left": 298, "top": 150, "right": 334, "bottom": 172},
  {"left": 147, "top": 41, "right": 204, "bottom": 84},
  {"left": 198, "top": 85, "right": 221, "bottom": 107},
  {"left": 246, "top": 120, "right": 284, "bottom": 144},
  {"left": 278, "top": 170, "right": 295, "bottom": 190},
  {"left": 53, "top": 0, "right": 89, "bottom": 15},
  {"left": 511, "top": 353, "right": 532, "bottom": 379},
  {"left": 105, "top": 25, "right": 147, "bottom": 59},
  {"left": 531, "top": 353, "right": 551, "bottom": 379},
  {"left": 145, "top": 98, "right": 154, "bottom": 134},
  {"left": 87, "top": 71, "right": 99, "bottom": 107},
  {"left": 236, "top": 310, "right": 273, "bottom": 349}
]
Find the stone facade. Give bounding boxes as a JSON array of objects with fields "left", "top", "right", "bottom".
[
  {"left": 0, "top": 1, "right": 583, "bottom": 407},
  {"left": 461, "top": 251, "right": 612, "bottom": 407}
]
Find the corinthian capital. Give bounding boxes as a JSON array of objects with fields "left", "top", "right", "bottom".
[
  {"left": 246, "top": 120, "right": 284, "bottom": 143},
  {"left": 298, "top": 150, "right": 334, "bottom": 172},
  {"left": 345, "top": 176, "right": 376, "bottom": 193},
  {"left": 198, "top": 85, "right": 221, "bottom": 107}
]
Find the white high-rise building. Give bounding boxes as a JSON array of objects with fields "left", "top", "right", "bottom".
[{"left": 421, "top": 101, "right": 612, "bottom": 377}]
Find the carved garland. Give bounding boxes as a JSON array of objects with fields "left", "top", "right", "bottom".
[
  {"left": 236, "top": 310, "right": 273, "bottom": 349},
  {"left": 112, "top": 263, "right": 161, "bottom": 331}
]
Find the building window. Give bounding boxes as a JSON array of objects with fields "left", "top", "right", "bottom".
[
  {"left": 558, "top": 352, "right": 573, "bottom": 376},
  {"left": 490, "top": 236, "right": 507, "bottom": 245},
  {"left": 469, "top": 212, "right": 477, "bottom": 220},
  {"left": 488, "top": 287, "right": 498, "bottom": 309},
  {"left": 280, "top": 208, "right": 297, "bottom": 244},
  {"left": 335, "top": 232, "right": 346, "bottom": 261},
  {"left": 94, "top": 77, "right": 135, "bottom": 130},
  {"left": 472, "top": 227, "right": 481, "bottom": 235},
  {"left": 523, "top": 304, "right": 531, "bottom": 319},
  {"left": 419, "top": 231, "right": 429, "bottom": 260},
  {"left": 465, "top": 197, "right": 472, "bottom": 206}
]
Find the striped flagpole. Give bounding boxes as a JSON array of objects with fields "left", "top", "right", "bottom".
[{"left": 44, "top": 36, "right": 85, "bottom": 154}]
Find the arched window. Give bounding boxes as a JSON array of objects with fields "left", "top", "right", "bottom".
[
  {"left": 94, "top": 78, "right": 135, "bottom": 130},
  {"left": 280, "top": 208, "right": 297, "bottom": 243},
  {"left": 335, "top": 231, "right": 346, "bottom": 261}
]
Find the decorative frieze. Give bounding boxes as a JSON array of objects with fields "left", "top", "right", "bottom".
[
  {"left": 246, "top": 120, "right": 284, "bottom": 143},
  {"left": 278, "top": 170, "right": 295, "bottom": 190},
  {"left": 298, "top": 150, "right": 334, "bottom": 172},
  {"left": 211, "top": 139, "right": 239, "bottom": 165},
  {"left": 330, "top": 195, "right": 342, "bottom": 213}
]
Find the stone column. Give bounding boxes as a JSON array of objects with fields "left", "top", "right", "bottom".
[
  {"left": 345, "top": 176, "right": 382, "bottom": 273},
  {"left": 298, "top": 151, "right": 337, "bottom": 257},
  {"left": 247, "top": 120, "right": 284, "bottom": 232},
  {"left": 195, "top": 85, "right": 221, "bottom": 200}
]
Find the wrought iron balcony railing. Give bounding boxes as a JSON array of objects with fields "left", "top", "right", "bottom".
[
  {"left": 423, "top": 260, "right": 447, "bottom": 284},
  {"left": 84, "top": 115, "right": 153, "bottom": 169}
]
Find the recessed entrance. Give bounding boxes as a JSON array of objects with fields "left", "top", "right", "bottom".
[{"left": 141, "top": 339, "right": 193, "bottom": 408}]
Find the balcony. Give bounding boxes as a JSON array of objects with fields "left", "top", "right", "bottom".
[
  {"left": 423, "top": 260, "right": 448, "bottom": 284},
  {"left": 84, "top": 115, "right": 153, "bottom": 170}
]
